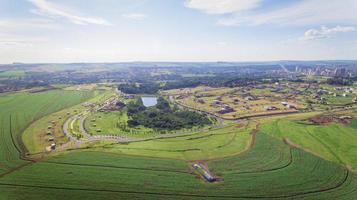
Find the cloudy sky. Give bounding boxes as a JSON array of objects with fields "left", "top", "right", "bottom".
[{"left": 0, "top": 0, "right": 356, "bottom": 63}]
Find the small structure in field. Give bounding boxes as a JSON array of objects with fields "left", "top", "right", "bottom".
[
  {"left": 266, "top": 106, "right": 278, "bottom": 111},
  {"left": 50, "top": 143, "right": 56, "bottom": 150},
  {"left": 196, "top": 99, "right": 205, "bottom": 104},
  {"left": 245, "top": 96, "right": 255, "bottom": 101},
  {"left": 193, "top": 164, "right": 216, "bottom": 182},
  {"left": 218, "top": 104, "right": 234, "bottom": 114},
  {"left": 339, "top": 116, "right": 352, "bottom": 120}
]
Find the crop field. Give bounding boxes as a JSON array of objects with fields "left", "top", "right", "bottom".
[
  {"left": 22, "top": 90, "right": 112, "bottom": 154},
  {"left": 1, "top": 132, "right": 357, "bottom": 199},
  {"left": 0, "top": 90, "right": 95, "bottom": 174},
  {"left": 94, "top": 122, "right": 253, "bottom": 160},
  {"left": 1, "top": 83, "right": 357, "bottom": 199},
  {"left": 261, "top": 118, "right": 357, "bottom": 170}
]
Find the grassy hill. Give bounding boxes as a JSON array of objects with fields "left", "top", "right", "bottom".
[{"left": 0, "top": 90, "right": 95, "bottom": 174}]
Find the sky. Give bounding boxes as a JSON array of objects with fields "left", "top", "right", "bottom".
[{"left": 0, "top": 0, "right": 356, "bottom": 63}]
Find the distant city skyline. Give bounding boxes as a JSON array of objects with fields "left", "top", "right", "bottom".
[{"left": 0, "top": 0, "right": 356, "bottom": 63}]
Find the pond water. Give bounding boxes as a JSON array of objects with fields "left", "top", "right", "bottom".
[{"left": 141, "top": 96, "right": 157, "bottom": 107}]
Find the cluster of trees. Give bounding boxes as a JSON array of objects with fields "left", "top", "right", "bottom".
[
  {"left": 119, "top": 75, "right": 270, "bottom": 95},
  {"left": 118, "top": 83, "right": 159, "bottom": 94},
  {"left": 326, "top": 77, "right": 353, "bottom": 86},
  {"left": 127, "top": 97, "right": 212, "bottom": 130}
]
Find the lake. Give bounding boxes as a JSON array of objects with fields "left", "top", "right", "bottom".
[{"left": 141, "top": 96, "right": 157, "bottom": 107}]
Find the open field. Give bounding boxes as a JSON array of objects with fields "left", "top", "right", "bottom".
[
  {"left": 1, "top": 80, "right": 357, "bottom": 199},
  {"left": 162, "top": 84, "right": 305, "bottom": 119},
  {"left": 0, "top": 70, "right": 25, "bottom": 77},
  {"left": 0, "top": 90, "right": 95, "bottom": 174},
  {"left": 162, "top": 83, "right": 357, "bottom": 119},
  {"left": 261, "top": 116, "right": 357, "bottom": 170},
  {"left": 84, "top": 111, "right": 157, "bottom": 138},
  {"left": 89, "top": 121, "right": 253, "bottom": 160},
  {"left": 1, "top": 133, "right": 357, "bottom": 199},
  {"left": 22, "top": 90, "right": 113, "bottom": 154}
]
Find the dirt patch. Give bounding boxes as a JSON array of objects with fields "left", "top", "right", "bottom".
[
  {"left": 235, "top": 123, "right": 245, "bottom": 128},
  {"left": 309, "top": 115, "right": 352, "bottom": 125}
]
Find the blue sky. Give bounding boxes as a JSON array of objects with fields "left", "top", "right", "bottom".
[{"left": 0, "top": 0, "right": 356, "bottom": 63}]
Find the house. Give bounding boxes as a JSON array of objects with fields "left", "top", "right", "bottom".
[
  {"left": 197, "top": 99, "right": 205, "bottom": 104},
  {"left": 339, "top": 116, "right": 352, "bottom": 119},
  {"left": 218, "top": 104, "right": 234, "bottom": 114},
  {"left": 282, "top": 102, "right": 297, "bottom": 109},
  {"left": 281, "top": 102, "right": 288, "bottom": 106},
  {"left": 266, "top": 106, "right": 278, "bottom": 111},
  {"left": 245, "top": 96, "right": 255, "bottom": 101},
  {"left": 211, "top": 100, "right": 220, "bottom": 107}
]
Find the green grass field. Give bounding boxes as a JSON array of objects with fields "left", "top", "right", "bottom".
[
  {"left": 261, "top": 118, "right": 357, "bottom": 170},
  {"left": 85, "top": 111, "right": 157, "bottom": 137},
  {"left": 1, "top": 86, "right": 357, "bottom": 199},
  {"left": 93, "top": 123, "right": 253, "bottom": 160},
  {"left": 1, "top": 133, "right": 357, "bottom": 199},
  {"left": 0, "top": 90, "right": 95, "bottom": 174},
  {"left": 22, "top": 90, "right": 113, "bottom": 154},
  {"left": 0, "top": 70, "right": 25, "bottom": 77}
]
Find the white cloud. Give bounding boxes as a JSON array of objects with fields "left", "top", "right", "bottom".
[
  {"left": 184, "top": 0, "right": 261, "bottom": 14},
  {"left": 0, "top": 33, "right": 47, "bottom": 47},
  {"left": 28, "top": 0, "right": 112, "bottom": 26},
  {"left": 0, "top": 18, "right": 57, "bottom": 30},
  {"left": 190, "top": 0, "right": 357, "bottom": 27},
  {"left": 300, "top": 25, "right": 356, "bottom": 41},
  {"left": 249, "top": 0, "right": 357, "bottom": 26},
  {"left": 122, "top": 13, "right": 147, "bottom": 20}
]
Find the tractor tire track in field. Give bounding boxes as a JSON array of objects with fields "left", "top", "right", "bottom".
[
  {"left": 40, "top": 161, "right": 192, "bottom": 174},
  {"left": 0, "top": 115, "right": 36, "bottom": 179},
  {"left": 0, "top": 170, "right": 350, "bottom": 199},
  {"left": 305, "top": 128, "right": 345, "bottom": 164},
  {"left": 111, "top": 147, "right": 201, "bottom": 152},
  {"left": 215, "top": 121, "right": 252, "bottom": 149},
  {"left": 228, "top": 148, "right": 293, "bottom": 175}
]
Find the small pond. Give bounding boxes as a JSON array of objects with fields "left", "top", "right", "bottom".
[{"left": 141, "top": 96, "right": 157, "bottom": 107}]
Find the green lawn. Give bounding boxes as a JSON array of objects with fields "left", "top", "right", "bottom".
[{"left": 85, "top": 111, "right": 157, "bottom": 138}]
